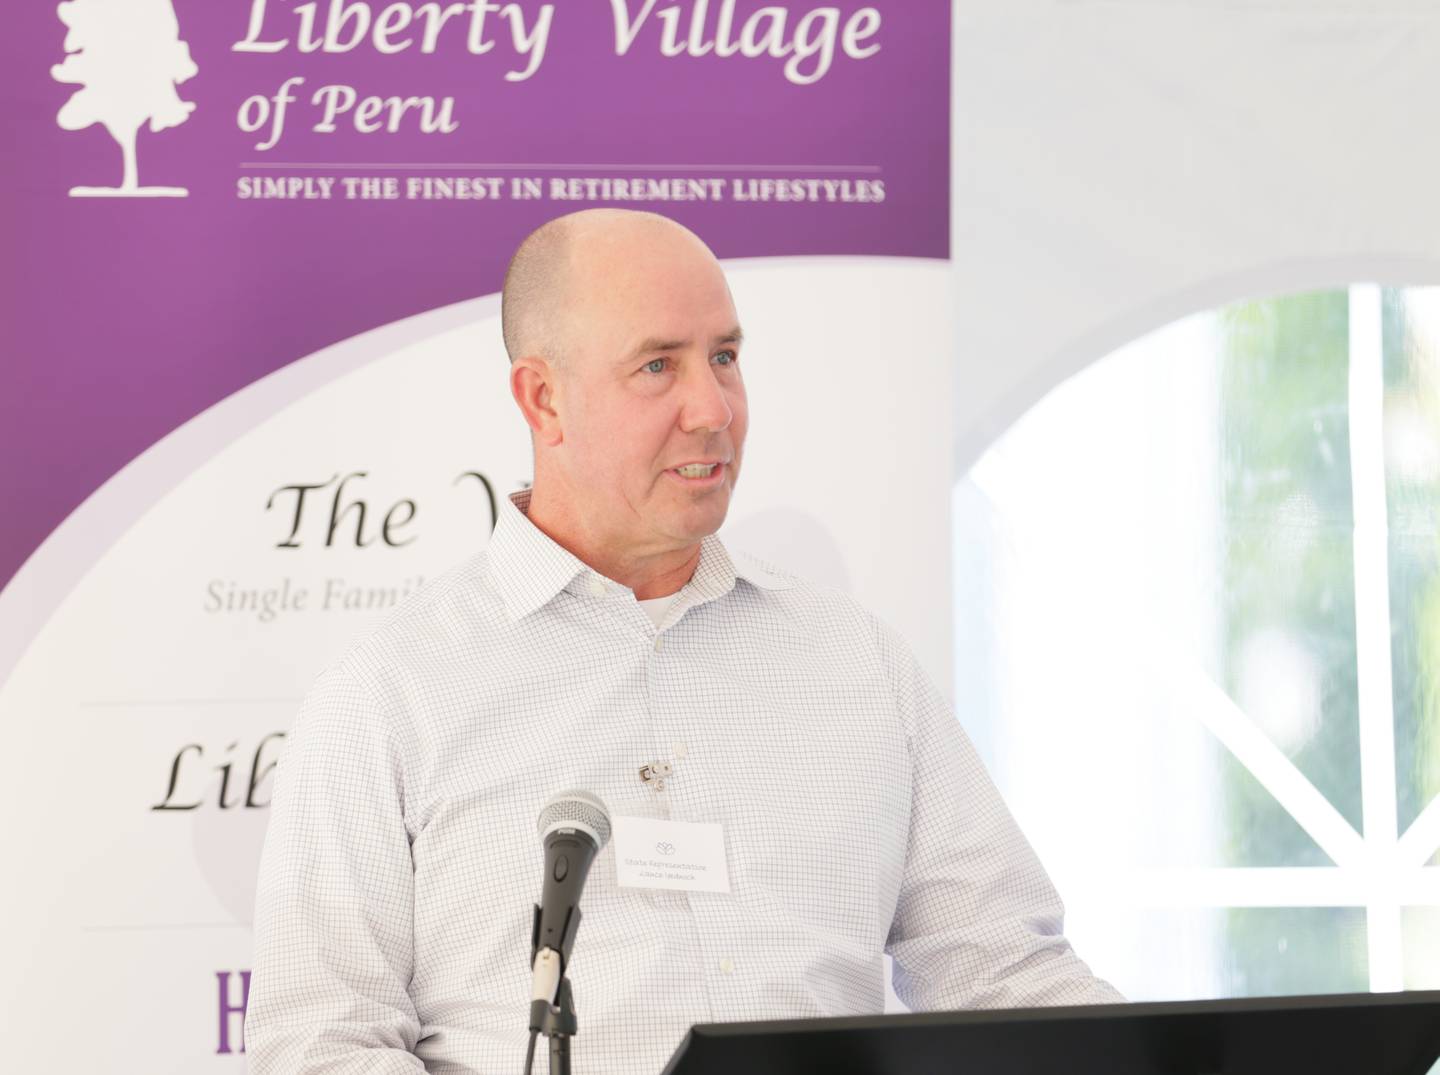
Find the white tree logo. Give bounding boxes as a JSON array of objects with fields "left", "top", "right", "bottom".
[{"left": 51, "top": 0, "right": 197, "bottom": 198}]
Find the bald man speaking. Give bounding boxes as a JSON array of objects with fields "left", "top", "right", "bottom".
[{"left": 245, "top": 210, "right": 1120, "bottom": 1075}]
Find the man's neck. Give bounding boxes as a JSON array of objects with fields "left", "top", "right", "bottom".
[{"left": 522, "top": 485, "right": 702, "bottom": 600}]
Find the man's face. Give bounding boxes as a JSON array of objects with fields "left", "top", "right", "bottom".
[{"left": 554, "top": 232, "right": 747, "bottom": 558}]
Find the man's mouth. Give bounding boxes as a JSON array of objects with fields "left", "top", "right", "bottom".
[
  {"left": 674, "top": 462, "right": 717, "bottom": 479},
  {"left": 667, "top": 461, "right": 726, "bottom": 483}
]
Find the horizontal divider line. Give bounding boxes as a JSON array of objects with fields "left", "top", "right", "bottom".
[{"left": 238, "top": 162, "right": 883, "bottom": 172}]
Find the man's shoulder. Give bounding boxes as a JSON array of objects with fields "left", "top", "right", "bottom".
[
  {"left": 727, "top": 548, "right": 883, "bottom": 634},
  {"left": 727, "top": 546, "right": 927, "bottom": 668},
  {"left": 730, "top": 548, "right": 804, "bottom": 591},
  {"left": 333, "top": 549, "right": 504, "bottom": 678}
]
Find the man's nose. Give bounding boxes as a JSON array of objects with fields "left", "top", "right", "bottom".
[{"left": 678, "top": 364, "right": 732, "bottom": 434}]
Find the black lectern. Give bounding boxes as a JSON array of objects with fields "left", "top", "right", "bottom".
[{"left": 661, "top": 990, "right": 1440, "bottom": 1075}]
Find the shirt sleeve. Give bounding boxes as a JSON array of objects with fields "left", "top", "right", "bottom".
[
  {"left": 246, "top": 659, "right": 427, "bottom": 1072},
  {"left": 877, "top": 619, "right": 1125, "bottom": 1010}
]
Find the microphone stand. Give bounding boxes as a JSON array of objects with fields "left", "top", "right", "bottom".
[
  {"left": 530, "top": 901, "right": 581, "bottom": 1075},
  {"left": 530, "top": 978, "right": 577, "bottom": 1075}
]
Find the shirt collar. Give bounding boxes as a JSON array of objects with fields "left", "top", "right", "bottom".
[{"left": 488, "top": 488, "right": 794, "bottom": 621}]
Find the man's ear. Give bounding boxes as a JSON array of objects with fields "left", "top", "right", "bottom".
[{"left": 510, "top": 356, "right": 564, "bottom": 447}]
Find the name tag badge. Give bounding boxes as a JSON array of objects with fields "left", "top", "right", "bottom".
[{"left": 614, "top": 816, "right": 731, "bottom": 894}]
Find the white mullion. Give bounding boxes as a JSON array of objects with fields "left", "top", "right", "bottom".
[
  {"left": 1348, "top": 283, "right": 1403, "bottom": 991},
  {"left": 1178, "top": 666, "right": 1364, "bottom": 865},
  {"left": 1399, "top": 794, "right": 1440, "bottom": 868}
]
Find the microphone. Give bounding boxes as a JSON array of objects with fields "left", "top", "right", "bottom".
[{"left": 530, "top": 790, "right": 612, "bottom": 1006}]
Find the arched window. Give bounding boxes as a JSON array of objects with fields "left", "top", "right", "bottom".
[{"left": 954, "top": 285, "right": 1440, "bottom": 999}]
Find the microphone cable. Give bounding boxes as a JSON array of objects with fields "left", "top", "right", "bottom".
[{"left": 523, "top": 1028, "right": 538, "bottom": 1075}]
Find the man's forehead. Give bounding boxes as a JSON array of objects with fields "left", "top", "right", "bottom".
[{"left": 558, "top": 216, "right": 741, "bottom": 364}]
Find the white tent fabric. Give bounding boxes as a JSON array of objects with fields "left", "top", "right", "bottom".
[{"left": 953, "top": 0, "right": 1440, "bottom": 467}]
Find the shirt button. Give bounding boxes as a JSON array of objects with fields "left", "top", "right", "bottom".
[
  {"left": 673, "top": 742, "right": 688, "bottom": 759},
  {"left": 588, "top": 578, "right": 606, "bottom": 597},
  {"left": 718, "top": 957, "right": 734, "bottom": 975},
  {"left": 653, "top": 635, "right": 663, "bottom": 652}
]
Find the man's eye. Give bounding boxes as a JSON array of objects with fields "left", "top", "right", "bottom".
[
  {"left": 644, "top": 358, "right": 666, "bottom": 374},
  {"left": 714, "top": 350, "right": 737, "bottom": 366}
]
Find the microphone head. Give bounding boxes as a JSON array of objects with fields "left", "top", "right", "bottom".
[{"left": 536, "top": 790, "right": 612, "bottom": 849}]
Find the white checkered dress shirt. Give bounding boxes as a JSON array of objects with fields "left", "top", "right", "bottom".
[{"left": 246, "top": 490, "right": 1120, "bottom": 1074}]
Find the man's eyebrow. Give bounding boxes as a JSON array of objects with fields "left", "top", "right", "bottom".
[
  {"left": 630, "top": 337, "right": 689, "bottom": 359},
  {"left": 624, "top": 327, "right": 744, "bottom": 362}
]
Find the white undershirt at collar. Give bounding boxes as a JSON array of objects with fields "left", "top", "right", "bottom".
[{"left": 635, "top": 594, "right": 677, "bottom": 629}]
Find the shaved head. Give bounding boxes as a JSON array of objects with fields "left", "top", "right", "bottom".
[
  {"left": 500, "top": 209, "right": 717, "bottom": 369},
  {"left": 500, "top": 215, "right": 572, "bottom": 367}
]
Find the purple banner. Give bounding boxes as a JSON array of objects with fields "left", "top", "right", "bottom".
[{"left": 2, "top": 0, "right": 948, "bottom": 592}]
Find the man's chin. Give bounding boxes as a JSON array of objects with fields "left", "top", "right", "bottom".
[{"left": 661, "top": 498, "right": 731, "bottom": 543}]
